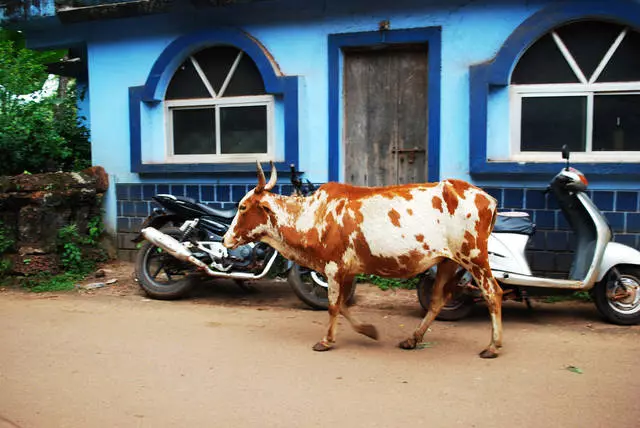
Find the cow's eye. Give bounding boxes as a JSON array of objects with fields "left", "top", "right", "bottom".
[{"left": 239, "top": 205, "right": 247, "bottom": 211}]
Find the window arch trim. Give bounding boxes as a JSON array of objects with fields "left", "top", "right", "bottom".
[
  {"left": 470, "top": 1, "right": 640, "bottom": 177},
  {"left": 129, "top": 28, "right": 299, "bottom": 174},
  {"left": 142, "top": 29, "right": 284, "bottom": 102}
]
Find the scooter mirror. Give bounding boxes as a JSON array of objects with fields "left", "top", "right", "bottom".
[{"left": 561, "top": 144, "right": 570, "bottom": 169}]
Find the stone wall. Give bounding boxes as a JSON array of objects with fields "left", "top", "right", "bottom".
[{"left": 0, "top": 167, "right": 109, "bottom": 275}]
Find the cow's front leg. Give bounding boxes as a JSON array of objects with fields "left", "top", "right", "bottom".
[
  {"left": 338, "top": 277, "right": 378, "bottom": 341},
  {"left": 312, "top": 275, "right": 341, "bottom": 351},
  {"left": 313, "top": 274, "right": 377, "bottom": 351},
  {"left": 399, "top": 259, "right": 459, "bottom": 350}
]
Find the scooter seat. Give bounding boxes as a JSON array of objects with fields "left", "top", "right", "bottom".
[{"left": 494, "top": 212, "right": 535, "bottom": 235}]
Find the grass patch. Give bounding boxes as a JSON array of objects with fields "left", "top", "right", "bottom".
[
  {"left": 357, "top": 274, "right": 419, "bottom": 291},
  {"left": 21, "top": 262, "right": 95, "bottom": 293},
  {"left": 542, "top": 291, "right": 592, "bottom": 303}
]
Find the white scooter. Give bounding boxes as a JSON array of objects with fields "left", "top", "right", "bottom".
[{"left": 417, "top": 146, "right": 640, "bottom": 325}]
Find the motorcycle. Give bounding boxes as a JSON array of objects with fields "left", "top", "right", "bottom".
[
  {"left": 132, "top": 165, "right": 353, "bottom": 309},
  {"left": 418, "top": 146, "right": 640, "bottom": 325}
]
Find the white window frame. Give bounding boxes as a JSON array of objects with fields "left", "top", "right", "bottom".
[
  {"left": 509, "top": 26, "right": 640, "bottom": 162},
  {"left": 164, "top": 50, "right": 275, "bottom": 164},
  {"left": 165, "top": 95, "right": 275, "bottom": 164}
]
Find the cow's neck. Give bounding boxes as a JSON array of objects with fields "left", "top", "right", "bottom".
[{"left": 260, "top": 192, "right": 320, "bottom": 269}]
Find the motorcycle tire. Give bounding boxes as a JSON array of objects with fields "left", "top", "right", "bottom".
[
  {"left": 135, "top": 227, "right": 196, "bottom": 300},
  {"left": 416, "top": 274, "right": 474, "bottom": 321},
  {"left": 593, "top": 266, "right": 640, "bottom": 325},
  {"left": 287, "top": 264, "right": 356, "bottom": 310}
]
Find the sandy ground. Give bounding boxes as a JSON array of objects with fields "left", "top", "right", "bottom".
[{"left": 1, "top": 261, "right": 639, "bottom": 428}]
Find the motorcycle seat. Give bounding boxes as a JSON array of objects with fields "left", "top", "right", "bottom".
[
  {"left": 494, "top": 212, "right": 535, "bottom": 235},
  {"left": 197, "top": 202, "right": 238, "bottom": 219}
]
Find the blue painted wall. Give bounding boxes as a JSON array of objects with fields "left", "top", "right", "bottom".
[{"left": 9, "top": 0, "right": 640, "bottom": 256}]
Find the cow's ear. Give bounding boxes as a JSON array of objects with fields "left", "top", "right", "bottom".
[{"left": 259, "top": 201, "right": 273, "bottom": 215}]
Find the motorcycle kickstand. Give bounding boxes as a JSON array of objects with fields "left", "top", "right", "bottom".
[{"left": 521, "top": 289, "right": 533, "bottom": 310}]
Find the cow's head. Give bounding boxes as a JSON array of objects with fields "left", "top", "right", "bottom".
[{"left": 223, "top": 162, "right": 278, "bottom": 249}]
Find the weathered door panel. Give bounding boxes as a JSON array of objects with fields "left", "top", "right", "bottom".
[{"left": 344, "top": 44, "right": 429, "bottom": 186}]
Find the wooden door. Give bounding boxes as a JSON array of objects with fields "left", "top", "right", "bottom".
[{"left": 343, "top": 44, "right": 429, "bottom": 186}]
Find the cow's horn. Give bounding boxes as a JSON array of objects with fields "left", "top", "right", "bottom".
[
  {"left": 265, "top": 161, "right": 277, "bottom": 191},
  {"left": 256, "top": 161, "right": 266, "bottom": 193}
]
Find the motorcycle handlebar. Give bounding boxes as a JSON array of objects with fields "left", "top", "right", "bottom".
[
  {"left": 289, "top": 163, "right": 315, "bottom": 196},
  {"left": 290, "top": 163, "right": 303, "bottom": 195}
]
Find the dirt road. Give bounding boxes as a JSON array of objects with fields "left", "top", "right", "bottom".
[{"left": 1, "top": 271, "right": 639, "bottom": 428}]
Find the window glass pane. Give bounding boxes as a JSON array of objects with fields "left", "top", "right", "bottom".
[
  {"left": 193, "top": 46, "right": 240, "bottom": 94},
  {"left": 165, "top": 60, "right": 211, "bottom": 100},
  {"left": 555, "top": 21, "right": 622, "bottom": 81},
  {"left": 224, "top": 54, "right": 266, "bottom": 97},
  {"left": 172, "top": 108, "right": 216, "bottom": 155},
  {"left": 597, "top": 29, "right": 640, "bottom": 82},
  {"left": 521, "top": 96, "right": 586, "bottom": 152},
  {"left": 511, "top": 34, "right": 579, "bottom": 84},
  {"left": 220, "top": 106, "right": 267, "bottom": 154},
  {"left": 593, "top": 94, "right": 640, "bottom": 151}
]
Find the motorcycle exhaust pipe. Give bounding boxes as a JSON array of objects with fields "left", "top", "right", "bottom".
[{"left": 140, "top": 227, "right": 279, "bottom": 280}]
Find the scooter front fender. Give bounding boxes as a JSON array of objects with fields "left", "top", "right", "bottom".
[{"left": 597, "top": 242, "right": 640, "bottom": 281}]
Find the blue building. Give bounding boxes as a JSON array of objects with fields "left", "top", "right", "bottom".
[{"left": 2, "top": 0, "right": 640, "bottom": 274}]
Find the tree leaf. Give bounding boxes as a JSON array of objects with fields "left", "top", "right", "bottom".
[
  {"left": 416, "top": 342, "right": 437, "bottom": 349},
  {"left": 566, "top": 365, "right": 583, "bottom": 374}
]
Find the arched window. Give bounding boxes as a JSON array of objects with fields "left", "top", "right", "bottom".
[
  {"left": 165, "top": 46, "right": 274, "bottom": 162},
  {"left": 510, "top": 20, "right": 640, "bottom": 159}
]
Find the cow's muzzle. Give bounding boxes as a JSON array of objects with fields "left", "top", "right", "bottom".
[{"left": 222, "top": 233, "right": 237, "bottom": 249}]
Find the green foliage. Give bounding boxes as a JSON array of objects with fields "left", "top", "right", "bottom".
[
  {"left": 357, "top": 274, "right": 419, "bottom": 291},
  {"left": 86, "top": 215, "right": 105, "bottom": 245},
  {"left": 58, "top": 224, "right": 82, "bottom": 271},
  {"left": 0, "top": 220, "right": 13, "bottom": 277},
  {"left": 0, "top": 32, "right": 90, "bottom": 175},
  {"left": 57, "top": 222, "right": 101, "bottom": 272},
  {"left": 0, "top": 220, "right": 13, "bottom": 254},
  {"left": 0, "top": 259, "right": 11, "bottom": 277},
  {"left": 22, "top": 217, "right": 106, "bottom": 293}
]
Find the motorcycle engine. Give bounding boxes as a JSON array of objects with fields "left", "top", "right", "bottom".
[
  {"left": 227, "top": 244, "right": 253, "bottom": 262},
  {"left": 199, "top": 241, "right": 270, "bottom": 271}
]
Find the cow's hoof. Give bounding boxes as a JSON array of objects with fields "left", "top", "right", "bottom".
[
  {"left": 357, "top": 324, "right": 379, "bottom": 340},
  {"left": 312, "top": 341, "right": 333, "bottom": 352},
  {"left": 479, "top": 347, "right": 499, "bottom": 359},
  {"left": 398, "top": 338, "right": 417, "bottom": 350}
]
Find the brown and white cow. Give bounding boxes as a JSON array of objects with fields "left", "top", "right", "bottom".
[{"left": 223, "top": 162, "right": 503, "bottom": 358}]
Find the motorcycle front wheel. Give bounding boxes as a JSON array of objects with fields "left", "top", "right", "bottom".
[
  {"left": 287, "top": 264, "right": 356, "bottom": 310},
  {"left": 593, "top": 266, "right": 640, "bottom": 325},
  {"left": 135, "top": 227, "right": 196, "bottom": 300},
  {"left": 416, "top": 274, "right": 474, "bottom": 321}
]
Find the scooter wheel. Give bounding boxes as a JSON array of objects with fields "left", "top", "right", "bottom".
[
  {"left": 593, "top": 266, "right": 640, "bottom": 325},
  {"left": 417, "top": 275, "right": 474, "bottom": 321}
]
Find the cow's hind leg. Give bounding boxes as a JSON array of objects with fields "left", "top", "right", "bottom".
[
  {"left": 399, "top": 259, "right": 459, "bottom": 350},
  {"left": 467, "top": 262, "right": 503, "bottom": 358}
]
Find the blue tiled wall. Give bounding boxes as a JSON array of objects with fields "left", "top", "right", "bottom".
[
  {"left": 116, "top": 182, "right": 284, "bottom": 260},
  {"left": 116, "top": 183, "right": 640, "bottom": 273}
]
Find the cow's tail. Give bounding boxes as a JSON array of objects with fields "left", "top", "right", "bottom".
[{"left": 488, "top": 195, "right": 499, "bottom": 234}]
